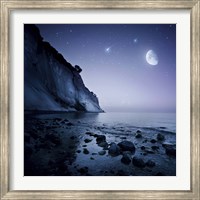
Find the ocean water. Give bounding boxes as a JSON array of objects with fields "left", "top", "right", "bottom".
[
  {"left": 25, "top": 112, "right": 176, "bottom": 176},
  {"left": 35, "top": 112, "right": 176, "bottom": 133}
]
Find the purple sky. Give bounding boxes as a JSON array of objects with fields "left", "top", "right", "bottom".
[{"left": 36, "top": 24, "right": 176, "bottom": 112}]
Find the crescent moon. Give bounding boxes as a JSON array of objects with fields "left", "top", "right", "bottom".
[{"left": 146, "top": 50, "right": 158, "bottom": 66}]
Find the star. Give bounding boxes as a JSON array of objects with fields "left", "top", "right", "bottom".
[
  {"left": 133, "top": 38, "right": 138, "bottom": 43},
  {"left": 105, "top": 46, "right": 111, "bottom": 54}
]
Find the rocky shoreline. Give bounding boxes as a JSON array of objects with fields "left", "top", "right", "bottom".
[{"left": 24, "top": 114, "right": 176, "bottom": 176}]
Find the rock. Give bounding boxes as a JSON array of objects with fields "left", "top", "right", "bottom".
[
  {"left": 136, "top": 130, "right": 142, "bottom": 133},
  {"left": 76, "top": 150, "right": 81, "bottom": 153},
  {"left": 135, "top": 133, "right": 142, "bottom": 138},
  {"left": 159, "top": 127, "right": 166, "bottom": 129},
  {"left": 121, "top": 152, "right": 132, "bottom": 165},
  {"left": 162, "top": 142, "right": 175, "bottom": 148},
  {"left": 78, "top": 167, "right": 88, "bottom": 174},
  {"left": 67, "top": 122, "right": 73, "bottom": 126},
  {"left": 85, "top": 132, "right": 96, "bottom": 137},
  {"left": 84, "top": 138, "right": 92, "bottom": 143},
  {"left": 97, "top": 141, "right": 108, "bottom": 148},
  {"left": 120, "top": 136, "right": 127, "bottom": 140},
  {"left": 144, "top": 148, "right": 155, "bottom": 154},
  {"left": 151, "top": 146, "right": 159, "bottom": 151},
  {"left": 118, "top": 141, "right": 135, "bottom": 153},
  {"left": 90, "top": 157, "right": 94, "bottom": 160},
  {"left": 141, "top": 146, "right": 146, "bottom": 150},
  {"left": 108, "top": 142, "right": 120, "bottom": 156},
  {"left": 142, "top": 139, "right": 148, "bottom": 143},
  {"left": 92, "top": 153, "right": 97, "bottom": 155},
  {"left": 70, "top": 136, "right": 76, "bottom": 140},
  {"left": 82, "top": 144, "right": 87, "bottom": 147},
  {"left": 54, "top": 118, "right": 62, "bottom": 121},
  {"left": 162, "top": 143, "right": 176, "bottom": 157},
  {"left": 96, "top": 135, "right": 106, "bottom": 144},
  {"left": 165, "top": 147, "right": 176, "bottom": 157},
  {"left": 157, "top": 133, "right": 165, "bottom": 141},
  {"left": 98, "top": 150, "right": 106, "bottom": 155},
  {"left": 146, "top": 160, "right": 156, "bottom": 167},
  {"left": 83, "top": 148, "right": 89, "bottom": 154},
  {"left": 150, "top": 139, "right": 157, "bottom": 143},
  {"left": 132, "top": 156, "right": 146, "bottom": 168}
]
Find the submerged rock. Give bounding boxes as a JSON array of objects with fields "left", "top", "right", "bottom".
[
  {"left": 84, "top": 138, "right": 92, "bottom": 143},
  {"left": 162, "top": 143, "right": 176, "bottom": 157},
  {"left": 85, "top": 132, "right": 96, "bottom": 137},
  {"left": 108, "top": 142, "right": 120, "bottom": 156},
  {"left": 132, "top": 156, "right": 146, "bottom": 168},
  {"left": 98, "top": 150, "right": 106, "bottom": 156},
  {"left": 146, "top": 160, "right": 156, "bottom": 167},
  {"left": 121, "top": 152, "right": 132, "bottom": 165},
  {"left": 118, "top": 141, "right": 135, "bottom": 153},
  {"left": 144, "top": 148, "right": 155, "bottom": 154},
  {"left": 67, "top": 122, "right": 73, "bottom": 126},
  {"left": 83, "top": 148, "right": 89, "bottom": 154},
  {"left": 151, "top": 146, "right": 159, "bottom": 151},
  {"left": 150, "top": 139, "right": 157, "bottom": 143},
  {"left": 157, "top": 133, "right": 165, "bottom": 141},
  {"left": 135, "top": 133, "right": 142, "bottom": 138},
  {"left": 141, "top": 146, "right": 146, "bottom": 150},
  {"left": 165, "top": 147, "right": 176, "bottom": 157},
  {"left": 78, "top": 167, "right": 88, "bottom": 175},
  {"left": 98, "top": 141, "right": 109, "bottom": 149}
]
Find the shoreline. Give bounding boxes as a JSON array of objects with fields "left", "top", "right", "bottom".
[{"left": 24, "top": 113, "right": 176, "bottom": 176}]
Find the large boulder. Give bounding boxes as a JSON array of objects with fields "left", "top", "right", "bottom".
[
  {"left": 96, "top": 135, "right": 106, "bottom": 144},
  {"left": 132, "top": 156, "right": 146, "bottom": 168},
  {"left": 108, "top": 142, "right": 120, "bottom": 156},
  {"left": 118, "top": 141, "right": 135, "bottom": 153},
  {"left": 162, "top": 143, "right": 176, "bottom": 157}
]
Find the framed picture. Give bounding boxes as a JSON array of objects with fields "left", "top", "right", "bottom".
[{"left": 1, "top": 0, "right": 199, "bottom": 199}]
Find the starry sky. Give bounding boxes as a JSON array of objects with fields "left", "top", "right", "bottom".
[{"left": 36, "top": 24, "right": 176, "bottom": 113}]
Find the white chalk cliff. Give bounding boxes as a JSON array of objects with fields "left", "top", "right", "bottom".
[{"left": 24, "top": 25, "right": 103, "bottom": 112}]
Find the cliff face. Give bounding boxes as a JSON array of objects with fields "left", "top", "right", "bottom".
[{"left": 24, "top": 25, "right": 103, "bottom": 112}]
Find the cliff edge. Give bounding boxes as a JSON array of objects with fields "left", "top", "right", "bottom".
[{"left": 24, "top": 24, "right": 103, "bottom": 112}]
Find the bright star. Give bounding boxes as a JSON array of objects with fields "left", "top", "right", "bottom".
[
  {"left": 105, "top": 47, "right": 111, "bottom": 54},
  {"left": 133, "top": 38, "right": 138, "bottom": 43}
]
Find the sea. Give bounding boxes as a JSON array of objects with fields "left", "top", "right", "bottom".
[{"left": 34, "top": 112, "right": 176, "bottom": 133}]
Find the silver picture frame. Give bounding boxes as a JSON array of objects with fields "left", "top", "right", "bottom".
[{"left": 0, "top": 0, "right": 199, "bottom": 199}]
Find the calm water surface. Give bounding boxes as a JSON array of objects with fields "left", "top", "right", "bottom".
[{"left": 36, "top": 112, "right": 176, "bottom": 133}]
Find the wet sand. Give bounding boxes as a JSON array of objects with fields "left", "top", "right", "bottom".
[{"left": 24, "top": 113, "right": 176, "bottom": 176}]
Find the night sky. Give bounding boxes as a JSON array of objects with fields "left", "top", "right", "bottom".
[{"left": 36, "top": 24, "right": 176, "bottom": 112}]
